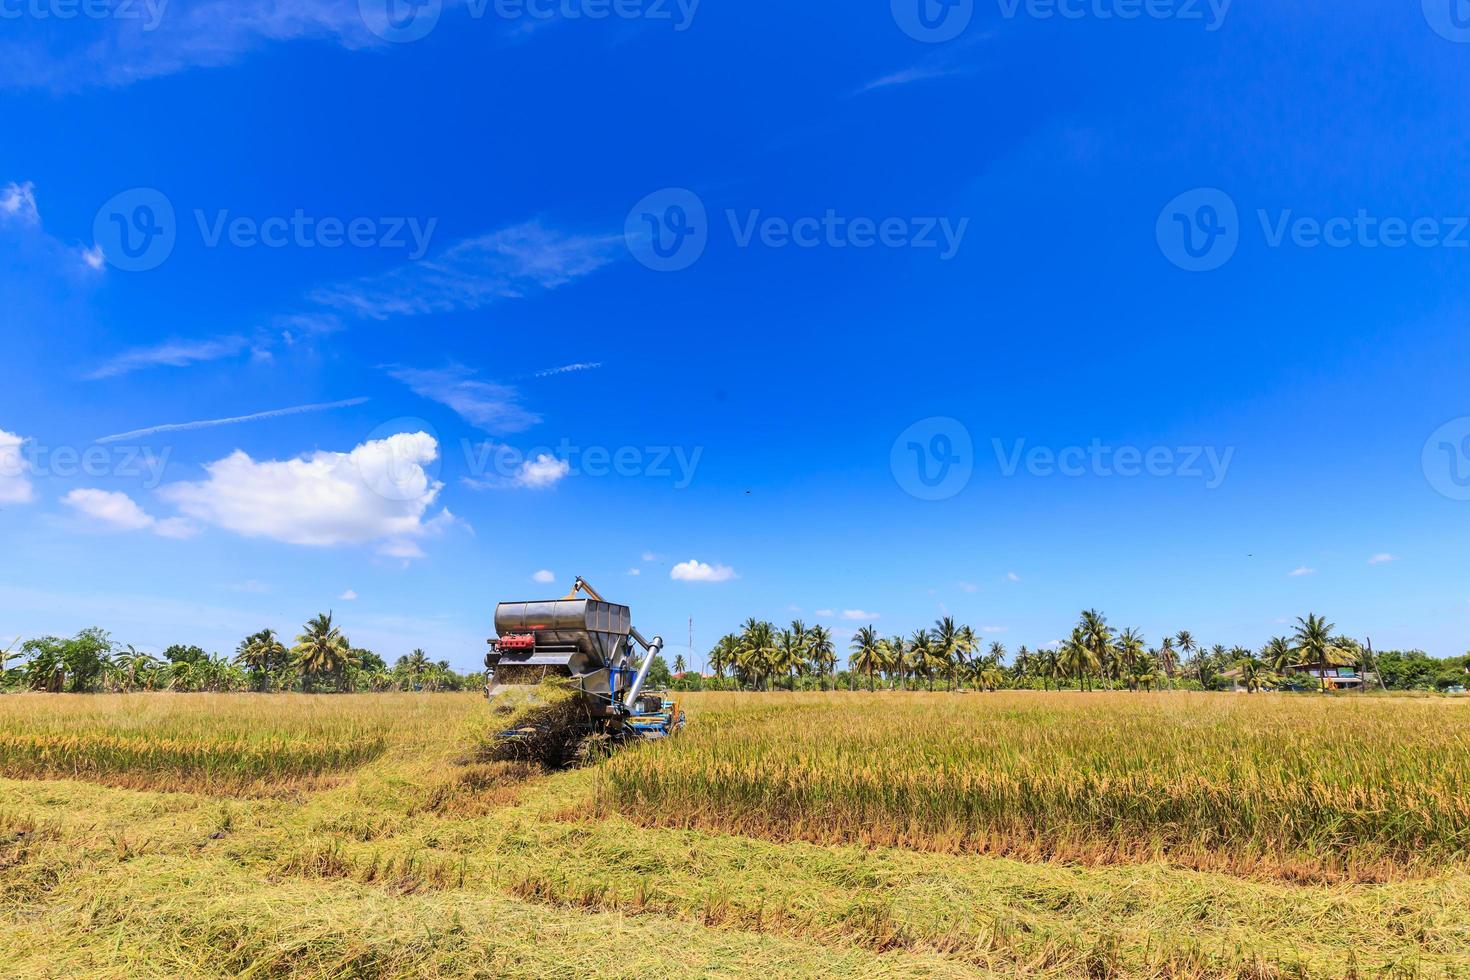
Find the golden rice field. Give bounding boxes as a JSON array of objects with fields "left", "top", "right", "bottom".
[
  {"left": 2, "top": 690, "right": 1469, "bottom": 978},
  {"left": 601, "top": 692, "right": 1470, "bottom": 883}
]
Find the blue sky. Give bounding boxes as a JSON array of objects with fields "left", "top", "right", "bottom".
[{"left": 2, "top": 0, "right": 1469, "bottom": 669}]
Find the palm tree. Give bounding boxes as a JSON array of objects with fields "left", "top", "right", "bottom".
[
  {"left": 807, "top": 625, "right": 836, "bottom": 690},
  {"left": 882, "top": 635, "right": 907, "bottom": 690},
  {"left": 1157, "top": 636, "right": 1178, "bottom": 680},
  {"left": 1080, "top": 610, "right": 1115, "bottom": 687},
  {"left": 736, "top": 619, "right": 778, "bottom": 690},
  {"left": 293, "top": 612, "right": 356, "bottom": 692},
  {"left": 773, "top": 629, "right": 803, "bottom": 690},
  {"left": 1235, "top": 653, "right": 1265, "bottom": 693},
  {"left": 235, "top": 630, "right": 286, "bottom": 692},
  {"left": 1059, "top": 626, "right": 1100, "bottom": 691},
  {"left": 1263, "top": 636, "right": 1293, "bottom": 674},
  {"left": 1117, "top": 628, "right": 1146, "bottom": 690},
  {"left": 672, "top": 653, "right": 687, "bottom": 676},
  {"left": 1291, "top": 613, "right": 1338, "bottom": 693},
  {"left": 1038, "top": 644, "right": 1061, "bottom": 691},
  {"left": 708, "top": 634, "right": 737, "bottom": 680},
  {"left": 909, "top": 629, "right": 938, "bottom": 690},
  {"left": 1175, "top": 630, "right": 1198, "bottom": 683},
  {"left": 850, "top": 626, "right": 883, "bottom": 691},
  {"left": 932, "top": 616, "right": 965, "bottom": 691}
]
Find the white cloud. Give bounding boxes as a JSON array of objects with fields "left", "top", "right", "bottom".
[
  {"left": 312, "top": 222, "right": 620, "bottom": 321},
  {"left": 86, "top": 336, "right": 248, "bottom": 380},
  {"left": 1288, "top": 566, "right": 1316, "bottom": 577},
  {"left": 814, "top": 609, "right": 835, "bottom": 618},
  {"left": 0, "top": 181, "right": 38, "bottom": 224},
  {"left": 641, "top": 551, "right": 661, "bottom": 562},
  {"left": 670, "top": 559, "right": 737, "bottom": 583},
  {"left": 159, "top": 431, "right": 450, "bottom": 558},
  {"left": 1005, "top": 571, "right": 1020, "bottom": 582},
  {"left": 957, "top": 581, "right": 978, "bottom": 593},
  {"left": 532, "top": 569, "right": 555, "bottom": 584},
  {"left": 390, "top": 365, "right": 540, "bottom": 433},
  {"left": 62, "top": 488, "right": 198, "bottom": 538},
  {"left": 626, "top": 567, "right": 641, "bottom": 576},
  {"left": 516, "top": 454, "right": 570, "bottom": 489},
  {"left": 339, "top": 589, "right": 358, "bottom": 601},
  {"left": 1368, "top": 553, "right": 1397, "bottom": 565},
  {"left": 0, "top": 429, "right": 35, "bottom": 505},
  {"left": 842, "top": 609, "right": 880, "bottom": 621},
  {"left": 79, "top": 243, "right": 105, "bottom": 271}
]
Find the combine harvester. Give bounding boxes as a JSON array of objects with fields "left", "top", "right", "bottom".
[{"left": 483, "top": 577, "right": 684, "bottom": 764}]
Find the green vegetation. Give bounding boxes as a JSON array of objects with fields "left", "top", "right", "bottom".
[
  {"left": 682, "top": 611, "right": 1470, "bottom": 694},
  {"left": 0, "top": 619, "right": 484, "bottom": 694},
  {"left": 1, "top": 692, "right": 1469, "bottom": 977}
]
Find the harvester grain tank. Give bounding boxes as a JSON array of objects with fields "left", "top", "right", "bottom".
[{"left": 484, "top": 577, "right": 684, "bottom": 754}]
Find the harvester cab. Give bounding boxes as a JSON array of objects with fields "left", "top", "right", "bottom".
[{"left": 484, "top": 577, "right": 684, "bottom": 758}]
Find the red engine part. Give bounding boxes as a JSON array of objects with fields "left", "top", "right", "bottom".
[{"left": 497, "top": 633, "right": 536, "bottom": 650}]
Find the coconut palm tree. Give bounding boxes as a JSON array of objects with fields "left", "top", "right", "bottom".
[
  {"left": 1038, "top": 644, "right": 1062, "bottom": 691},
  {"left": 293, "top": 612, "right": 356, "bottom": 692},
  {"left": 736, "top": 619, "right": 778, "bottom": 690},
  {"left": 235, "top": 630, "right": 286, "bottom": 692},
  {"left": 1157, "top": 636, "right": 1178, "bottom": 680},
  {"left": 1175, "top": 630, "right": 1197, "bottom": 682},
  {"left": 672, "top": 653, "right": 687, "bottom": 676},
  {"left": 849, "top": 626, "right": 883, "bottom": 691},
  {"left": 807, "top": 625, "right": 836, "bottom": 690},
  {"left": 1263, "top": 636, "right": 1293, "bottom": 675},
  {"left": 1059, "top": 626, "right": 1100, "bottom": 691},
  {"left": 1079, "top": 610, "right": 1114, "bottom": 687},
  {"left": 932, "top": 616, "right": 964, "bottom": 690},
  {"left": 1291, "top": 613, "right": 1338, "bottom": 693},
  {"left": 708, "top": 634, "right": 737, "bottom": 680},
  {"left": 882, "top": 635, "right": 907, "bottom": 690},
  {"left": 1235, "top": 652, "right": 1266, "bottom": 692},
  {"left": 1116, "top": 628, "right": 1146, "bottom": 690}
]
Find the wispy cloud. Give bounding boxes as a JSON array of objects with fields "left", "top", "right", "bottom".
[
  {"left": 854, "top": 33, "right": 992, "bottom": 95},
  {"left": 0, "top": 0, "right": 373, "bottom": 92},
  {"left": 2, "top": 179, "right": 106, "bottom": 276},
  {"left": 0, "top": 181, "right": 39, "bottom": 224},
  {"left": 1288, "top": 566, "right": 1316, "bottom": 577},
  {"left": 1368, "top": 553, "right": 1397, "bottom": 565},
  {"left": 841, "top": 609, "right": 880, "bottom": 621},
  {"left": 389, "top": 365, "right": 540, "bottom": 433},
  {"left": 86, "top": 336, "right": 248, "bottom": 380},
  {"left": 97, "top": 397, "right": 369, "bottom": 444},
  {"left": 310, "top": 222, "right": 621, "bottom": 321},
  {"left": 534, "top": 362, "right": 603, "bottom": 378}
]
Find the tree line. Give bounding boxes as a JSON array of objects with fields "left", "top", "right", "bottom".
[
  {"left": 0, "top": 613, "right": 484, "bottom": 694},
  {"left": 685, "top": 611, "right": 1470, "bottom": 694}
]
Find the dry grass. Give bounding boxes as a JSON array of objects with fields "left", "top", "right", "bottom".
[
  {"left": 0, "top": 693, "right": 395, "bottom": 796},
  {"left": 599, "top": 691, "right": 1470, "bottom": 882},
  {"left": 2, "top": 691, "right": 1469, "bottom": 977}
]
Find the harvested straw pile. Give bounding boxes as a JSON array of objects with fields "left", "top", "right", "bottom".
[{"left": 475, "top": 678, "right": 592, "bottom": 768}]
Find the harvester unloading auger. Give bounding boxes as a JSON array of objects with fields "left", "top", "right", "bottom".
[{"left": 482, "top": 577, "right": 684, "bottom": 765}]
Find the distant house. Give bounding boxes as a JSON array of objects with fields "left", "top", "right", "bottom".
[{"left": 1286, "top": 660, "right": 1371, "bottom": 691}]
